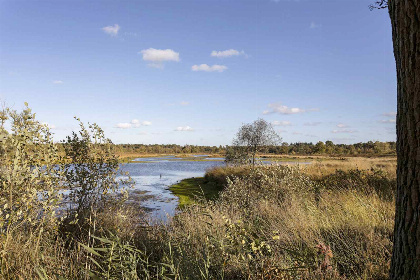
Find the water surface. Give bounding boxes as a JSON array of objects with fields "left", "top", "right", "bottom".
[{"left": 120, "top": 157, "right": 224, "bottom": 221}]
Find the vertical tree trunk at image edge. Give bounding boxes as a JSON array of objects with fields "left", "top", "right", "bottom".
[{"left": 388, "top": 1, "right": 420, "bottom": 279}]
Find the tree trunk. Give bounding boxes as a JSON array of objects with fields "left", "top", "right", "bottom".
[{"left": 389, "top": 1, "right": 420, "bottom": 279}]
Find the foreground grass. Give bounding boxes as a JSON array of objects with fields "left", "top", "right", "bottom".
[
  {"left": 1, "top": 163, "right": 395, "bottom": 279},
  {"left": 163, "top": 165, "right": 395, "bottom": 279}
]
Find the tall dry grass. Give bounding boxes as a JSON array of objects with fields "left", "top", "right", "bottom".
[
  {"left": 1, "top": 162, "right": 395, "bottom": 279},
  {"left": 160, "top": 164, "right": 395, "bottom": 279}
]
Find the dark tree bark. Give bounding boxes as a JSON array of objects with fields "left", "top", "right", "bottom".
[{"left": 388, "top": 1, "right": 420, "bottom": 279}]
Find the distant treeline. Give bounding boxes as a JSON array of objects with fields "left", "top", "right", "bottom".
[{"left": 114, "top": 141, "right": 396, "bottom": 156}]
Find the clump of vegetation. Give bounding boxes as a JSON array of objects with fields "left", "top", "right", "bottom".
[{"left": 0, "top": 104, "right": 133, "bottom": 279}]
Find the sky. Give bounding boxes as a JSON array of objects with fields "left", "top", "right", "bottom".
[{"left": 0, "top": 0, "right": 397, "bottom": 146}]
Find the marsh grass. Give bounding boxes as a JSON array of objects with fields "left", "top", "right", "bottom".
[
  {"left": 77, "top": 164, "right": 393, "bottom": 279},
  {"left": 1, "top": 164, "right": 395, "bottom": 279},
  {"left": 0, "top": 105, "right": 395, "bottom": 279}
]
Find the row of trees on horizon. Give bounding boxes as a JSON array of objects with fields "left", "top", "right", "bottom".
[{"left": 113, "top": 140, "right": 396, "bottom": 156}]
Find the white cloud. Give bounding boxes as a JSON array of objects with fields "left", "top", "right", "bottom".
[
  {"left": 292, "top": 132, "right": 303, "bottom": 135},
  {"left": 211, "top": 49, "right": 246, "bottom": 58},
  {"left": 378, "top": 119, "right": 396, "bottom": 124},
  {"left": 192, "top": 64, "right": 227, "bottom": 72},
  {"left": 310, "top": 22, "right": 322, "bottom": 29},
  {"left": 272, "top": 121, "right": 291, "bottom": 126},
  {"left": 116, "top": 119, "right": 152, "bottom": 128},
  {"left": 130, "top": 119, "right": 141, "bottom": 128},
  {"left": 337, "top": 123, "right": 349, "bottom": 128},
  {"left": 180, "top": 101, "right": 190, "bottom": 106},
  {"left": 115, "top": 123, "right": 132, "bottom": 129},
  {"left": 263, "top": 103, "right": 318, "bottom": 115},
  {"left": 175, "top": 126, "right": 194, "bottom": 131},
  {"left": 382, "top": 111, "right": 397, "bottom": 117},
  {"left": 331, "top": 129, "right": 358, "bottom": 134},
  {"left": 140, "top": 48, "right": 180, "bottom": 68},
  {"left": 102, "top": 24, "right": 120, "bottom": 36},
  {"left": 53, "top": 80, "right": 63, "bottom": 84}
]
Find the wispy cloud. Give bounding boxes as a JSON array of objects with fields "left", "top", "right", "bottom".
[
  {"left": 305, "top": 134, "right": 317, "bottom": 138},
  {"left": 192, "top": 64, "right": 227, "bottom": 72},
  {"left": 211, "top": 49, "right": 246, "bottom": 58},
  {"left": 304, "top": 122, "right": 321, "bottom": 126},
  {"left": 310, "top": 22, "right": 322, "bottom": 29},
  {"left": 180, "top": 101, "right": 190, "bottom": 106},
  {"left": 263, "top": 103, "right": 318, "bottom": 115},
  {"left": 331, "top": 129, "right": 358, "bottom": 134},
  {"left": 175, "top": 126, "right": 194, "bottom": 131},
  {"left": 378, "top": 119, "right": 396, "bottom": 124},
  {"left": 382, "top": 111, "right": 397, "bottom": 117},
  {"left": 102, "top": 24, "right": 120, "bottom": 36},
  {"left": 116, "top": 119, "right": 152, "bottom": 129},
  {"left": 139, "top": 48, "right": 180, "bottom": 68},
  {"left": 336, "top": 123, "right": 349, "bottom": 128},
  {"left": 53, "top": 80, "right": 63, "bottom": 84},
  {"left": 271, "top": 121, "right": 291, "bottom": 126}
]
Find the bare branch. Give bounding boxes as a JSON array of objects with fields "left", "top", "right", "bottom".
[{"left": 369, "top": 0, "right": 388, "bottom": 11}]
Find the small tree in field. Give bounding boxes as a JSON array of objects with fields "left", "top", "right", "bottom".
[{"left": 226, "top": 119, "right": 281, "bottom": 166}]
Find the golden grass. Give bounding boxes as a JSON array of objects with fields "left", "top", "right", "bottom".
[
  {"left": 1, "top": 159, "right": 396, "bottom": 279},
  {"left": 158, "top": 163, "right": 395, "bottom": 279},
  {"left": 298, "top": 156, "right": 396, "bottom": 178}
]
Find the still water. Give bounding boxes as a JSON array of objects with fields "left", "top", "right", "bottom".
[{"left": 120, "top": 156, "right": 224, "bottom": 221}]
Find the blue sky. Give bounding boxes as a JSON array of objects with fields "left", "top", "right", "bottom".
[{"left": 0, "top": 0, "right": 396, "bottom": 145}]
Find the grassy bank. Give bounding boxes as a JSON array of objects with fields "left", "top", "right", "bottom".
[{"left": 169, "top": 177, "right": 224, "bottom": 207}]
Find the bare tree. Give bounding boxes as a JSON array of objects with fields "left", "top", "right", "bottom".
[{"left": 226, "top": 119, "right": 281, "bottom": 166}]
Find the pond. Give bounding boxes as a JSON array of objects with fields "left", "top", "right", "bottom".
[
  {"left": 120, "top": 156, "right": 225, "bottom": 221},
  {"left": 119, "top": 156, "right": 311, "bottom": 222}
]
